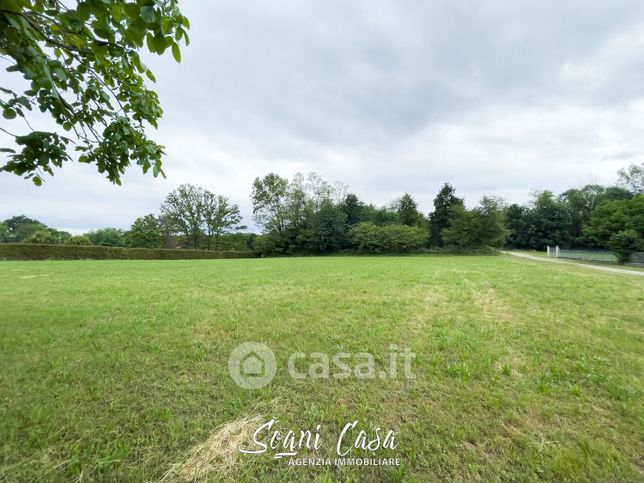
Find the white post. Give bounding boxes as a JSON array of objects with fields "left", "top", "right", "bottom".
[
  {"left": 547, "top": 246, "right": 551, "bottom": 257},
  {"left": 555, "top": 245, "right": 560, "bottom": 258}
]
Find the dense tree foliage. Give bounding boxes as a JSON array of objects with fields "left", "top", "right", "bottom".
[
  {"left": 160, "top": 184, "right": 204, "bottom": 249},
  {"left": 87, "top": 227, "right": 124, "bottom": 246},
  {"left": 505, "top": 191, "right": 571, "bottom": 250},
  {"left": 160, "top": 183, "right": 245, "bottom": 250},
  {"left": 1, "top": 215, "right": 45, "bottom": 242},
  {"left": 24, "top": 229, "right": 57, "bottom": 244},
  {"left": 202, "top": 192, "right": 245, "bottom": 250},
  {"left": 583, "top": 195, "right": 644, "bottom": 245},
  {"left": 396, "top": 193, "right": 424, "bottom": 227},
  {"left": 443, "top": 196, "right": 508, "bottom": 250},
  {"left": 65, "top": 234, "right": 92, "bottom": 245},
  {"left": 350, "top": 222, "right": 427, "bottom": 254},
  {"left": 124, "top": 214, "right": 162, "bottom": 248},
  {"left": 311, "top": 200, "right": 348, "bottom": 252},
  {"left": 0, "top": 0, "right": 189, "bottom": 185},
  {"left": 340, "top": 193, "right": 366, "bottom": 226},
  {"left": 251, "top": 172, "right": 350, "bottom": 254},
  {"left": 608, "top": 229, "right": 642, "bottom": 264},
  {"left": 251, "top": 173, "right": 289, "bottom": 235},
  {"left": 428, "top": 183, "right": 463, "bottom": 247}
]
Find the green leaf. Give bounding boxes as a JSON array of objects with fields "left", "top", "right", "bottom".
[
  {"left": 145, "top": 69, "right": 156, "bottom": 82},
  {"left": 140, "top": 6, "right": 156, "bottom": 24},
  {"left": 2, "top": 108, "right": 16, "bottom": 119},
  {"left": 32, "top": 176, "right": 42, "bottom": 186},
  {"left": 145, "top": 33, "right": 155, "bottom": 53},
  {"left": 160, "top": 18, "right": 173, "bottom": 34},
  {"left": 124, "top": 3, "right": 139, "bottom": 20},
  {"left": 76, "top": 2, "right": 91, "bottom": 22},
  {"left": 110, "top": 4, "right": 123, "bottom": 22},
  {"left": 171, "top": 43, "right": 181, "bottom": 63},
  {"left": 151, "top": 34, "right": 166, "bottom": 54}
]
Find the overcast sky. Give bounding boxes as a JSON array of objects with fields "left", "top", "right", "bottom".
[{"left": 2, "top": 0, "right": 644, "bottom": 233}]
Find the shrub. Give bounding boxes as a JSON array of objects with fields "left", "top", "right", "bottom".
[
  {"left": 0, "top": 244, "right": 259, "bottom": 261},
  {"left": 252, "top": 234, "right": 278, "bottom": 256},
  {"left": 420, "top": 246, "right": 500, "bottom": 256},
  {"left": 86, "top": 228, "right": 125, "bottom": 246},
  {"left": 350, "top": 222, "right": 428, "bottom": 253},
  {"left": 584, "top": 195, "right": 644, "bottom": 246},
  {"left": 65, "top": 235, "right": 93, "bottom": 246},
  {"left": 24, "top": 230, "right": 58, "bottom": 244},
  {"left": 608, "top": 229, "right": 642, "bottom": 264},
  {"left": 442, "top": 197, "right": 508, "bottom": 250}
]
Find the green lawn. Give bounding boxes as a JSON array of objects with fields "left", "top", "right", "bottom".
[{"left": 0, "top": 256, "right": 642, "bottom": 481}]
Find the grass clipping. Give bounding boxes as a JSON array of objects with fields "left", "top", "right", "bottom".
[{"left": 161, "top": 414, "right": 263, "bottom": 482}]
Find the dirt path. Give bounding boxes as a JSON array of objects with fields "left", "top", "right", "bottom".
[{"left": 502, "top": 251, "right": 644, "bottom": 277}]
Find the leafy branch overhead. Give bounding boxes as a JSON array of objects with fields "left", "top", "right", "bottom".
[{"left": 0, "top": 0, "right": 189, "bottom": 185}]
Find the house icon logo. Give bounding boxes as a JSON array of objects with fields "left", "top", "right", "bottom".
[
  {"left": 241, "top": 351, "right": 265, "bottom": 377},
  {"left": 228, "top": 342, "right": 276, "bottom": 389}
]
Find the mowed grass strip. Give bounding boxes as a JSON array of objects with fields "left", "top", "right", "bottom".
[{"left": 0, "top": 256, "right": 642, "bottom": 481}]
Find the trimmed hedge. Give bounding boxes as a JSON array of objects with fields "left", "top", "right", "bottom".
[
  {"left": 420, "top": 246, "right": 501, "bottom": 256},
  {"left": 0, "top": 243, "right": 259, "bottom": 261}
]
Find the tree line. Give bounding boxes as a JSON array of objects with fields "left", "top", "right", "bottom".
[
  {"left": 0, "top": 184, "right": 251, "bottom": 251},
  {"left": 2, "top": 163, "right": 642, "bottom": 262}
]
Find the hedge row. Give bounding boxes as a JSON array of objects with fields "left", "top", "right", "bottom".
[{"left": 0, "top": 243, "right": 260, "bottom": 261}]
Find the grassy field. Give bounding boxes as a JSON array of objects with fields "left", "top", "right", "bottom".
[{"left": 0, "top": 255, "right": 642, "bottom": 482}]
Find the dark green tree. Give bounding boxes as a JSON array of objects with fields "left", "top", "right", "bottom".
[
  {"left": 584, "top": 195, "right": 644, "bottom": 246},
  {"left": 125, "top": 214, "right": 162, "bottom": 248},
  {"left": 396, "top": 193, "right": 422, "bottom": 226},
  {"left": 1, "top": 215, "right": 45, "bottom": 242},
  {"left": 202, "top": 191, "right": 245, "bottom": 250},
  {"left": 505, "top": 203, "right": 528, "bottom": 248},
  {"left": 474, "top": 196, "right": 508, "bottom": 248},
  {"left": 602, "top": 186, "right": 633, "bottom": 202},
  {"left": 608, "top": 229, "right": 642, "bottom": 264},
  {"left": 519, "top": 191, "right": 571, "bottom": 249},
  {"left": 558, "top": 185, "right": 604, "bottom": 247},
  {"left": 65, "top": 234, "right": 92, "bottom": 245},
  {"left": 251, "top": 173, "right": 289, "bottom": 234},
  {"left": 24, "top": 229, "right": 57, "bottom": 243},
  {"left": 350, "top": 222, "right": 427, "bottom": 253},
  {"left": 363, "top": 204, "right": 398, "bottom": 226},
  {"left": 442, "top": 196, "right": 508, "bottom": 250},
  {"left": 1, "top": 0, "right": 189, "bottom": 185},
  {"left": 252, "top": 233, "right": 278, "bottom": 256},
  {"left": 160, "top": 184, "right": 204, "bottom": 249},
  {"left": 158, "top": 213, "right": 178, "bottom": 249},
  {"left": 312, "top": 200, "right": 347, "bottom": 251},
  {"left": 86, "top": 227, "right": 124, "bottom": 246},
  {"left": 340, "top": 193, "right": 364, "bottom": 226},
  {"left": 428, "top": 183, "right": 463, "bottom": 247}
]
